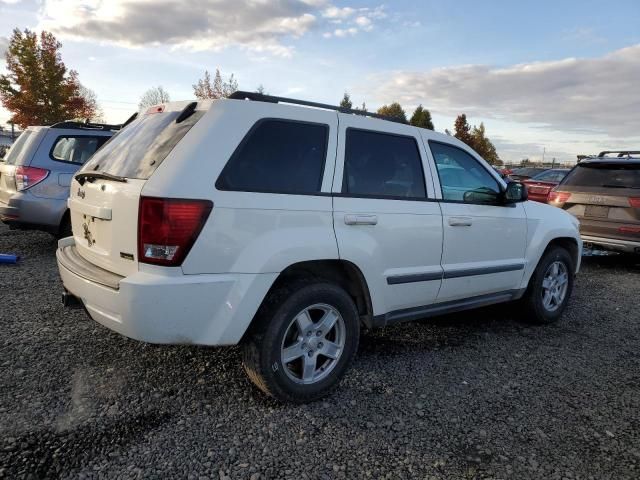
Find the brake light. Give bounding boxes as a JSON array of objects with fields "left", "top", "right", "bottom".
[
  {"left": 618, "top": 225, "right": 640, "bottom": 235},
  {"left": 15, "top": 166, "right": 49, "bottom": 191},
  {"left": 548, "top": 190, "right": 571, "bottom": 203},
  {"left": 629, "top": 197, "right": 640, "bottom": 208},
  {"left": 138, "top": 197, "right": 212, "bottom": 266}
]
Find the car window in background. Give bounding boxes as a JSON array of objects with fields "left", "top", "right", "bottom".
[
  {"left": 4, "top": 131, "right": 33, "bottom": 165},
  {"left": 217, "top": 119, "right": 328, "bottom": 194},
  {"left": 531, "top": 169, "right": 569, "bottom": 183},
  {"left": 429, "top": 141, "right": 500, "bottom": 203},
  {"left": 562, "top": 163, "right": 640, "bottom": 188},
  {"left": 342, "top": 129, "right": 426, "bottom": 199},
  {"left": 51, "top": 136, "right": 110, "bottom": 165}
]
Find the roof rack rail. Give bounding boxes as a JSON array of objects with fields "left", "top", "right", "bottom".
[
  {"left": 228, "top": 90, "right": 408, "bottom": 124},
  {"left": 50, "top": 120, "right": 122, "bottom": 131},
  {"left": 597, "top": 150, "right": 640, "bottom": 158}
]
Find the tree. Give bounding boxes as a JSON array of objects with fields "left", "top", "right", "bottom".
[
  {"left": 193, "top": 68, "right": 238, "bottom": 100},
  {"left": 470, "top": 122, "right": 500, "bottom": 165},
  {"left": 0, "top": 29, "right": 96, "bottom": 128},
  {"left": 377, "top": 102, "right": 407, "bottom": 123},
  {"left": 453, "top": 114, "right": 473, "bottom": 145},
  {"left": 77, "top": 85, "right": 103, "bottom": 122},
  {"left": 409, "top": 104, "right": 434, "bottom": 130},
  {"left": 138, "top": 86, "right": 170, "bottom": 109},
  {"left": 255, "top": 84, "right": 267, "bottom": 95},
  {"left": 340, "top": 92, "right": 353, "bottom": 109}
]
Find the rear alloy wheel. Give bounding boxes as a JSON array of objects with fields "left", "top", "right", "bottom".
[
  {"left": 242, "top": 282, "right": 359, "bottom": 403},
  {"left": 522, "top": 246, "right": 574, "bottom": 324}
]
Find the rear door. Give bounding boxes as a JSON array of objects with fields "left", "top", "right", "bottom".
[
  {"left": 556, "top": 161, "right": 640, "bottom": 242},
  {"left": 425, "top": 139, "right": 527, "bottom": 303},
  {"left": 332, "top": 116, "right": 443, "bottom": 318},
  {"left": 68, "top": 102, "right": 207, "bottom": 276}
]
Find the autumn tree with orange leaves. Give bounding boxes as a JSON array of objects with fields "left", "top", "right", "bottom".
[{"left": 0, "top": 29, "right": 97, "bottom": 128}]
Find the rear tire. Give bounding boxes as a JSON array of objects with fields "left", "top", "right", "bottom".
[
  {"left": 55, "top": 213, "right": 72, "bottom": 240},
  {"left": 522, "top": 246, "right": 574, "bottom": 324},
  {"left": 242, "top": 281, "right": 360, "bottom": 403}
]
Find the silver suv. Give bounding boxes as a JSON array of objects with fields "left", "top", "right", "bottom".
[{"left": 0, "top": 121, "right": 116, "bottom": 237}]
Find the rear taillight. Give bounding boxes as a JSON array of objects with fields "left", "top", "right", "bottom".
[
  {"left": 138, "top": 197, "right": 212, "bottom": 266},
  {"left": 15, "top": 166, "right": 49, "bottom": 191},
  {"left": 629, "top": 197, "right": 640, "bottom": 208},
  {"left": 618, "top": 225, "right": 640, "bottom": 235},
  {"left": 548, "top": 189, "right": 571, "bottom": 204}
]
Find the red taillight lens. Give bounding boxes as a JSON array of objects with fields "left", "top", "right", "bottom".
[
  {"left": 629, "top": 197, "right": 640, "bottom": 208},
  {"left": 618, "top": 225, "right": 640, "bottom": 235},
  {"left": 548, "top": 189, "right": 571, "bottom": 204},
  {"left": 15, "top": 166, "right": 49, "bottom": 191},
  {"left": 138, "top": 197, "right": 212, "bottom": 266}
]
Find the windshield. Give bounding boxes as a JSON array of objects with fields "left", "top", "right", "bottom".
[
  {"left": 82, "top": 109, "right": 204, "bottom": 180},
  {"left": 562, "top": 163, "right": 640, "bottom": 189},
  {"left": 4, "top": 131, "right": 33, "bottom": 165}
]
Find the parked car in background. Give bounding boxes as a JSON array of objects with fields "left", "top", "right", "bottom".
[
  {"left": 549, "top": 151, "right": 640, "bottom": 254},
  {"left": 57, "top": 92, "right": 581, "bottom": 403},
  {"left": 523, "top": 168, "right": 570, "bottom": 203},
  {"left": 0, "top": 121, "right": 117, "bottom": 237},
  {"left": 509, "top": 167, "right": 549, "bottom": 181}
]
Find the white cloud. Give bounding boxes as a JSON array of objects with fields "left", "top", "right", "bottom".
[
  {"left": 354, "top": 16, "right": 372, "bottom": 31},
  {"left": 0, "top": 36, "right": 8, "bottom": 58},
  {"left": 334, "top": 27, "right": 358, "bottom": 38},
  {"left": 323, "top": 6, "right": 355, "bottom": 19},
  {"left": 371, "top": 44, "right": 640, "bottom": 137},
  {"left": 38, "top": 0, "right": 329, "bottom": 57}
]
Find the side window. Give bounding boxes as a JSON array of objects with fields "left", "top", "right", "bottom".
[
  {"left": 429, "top": 141, "right": 501, "bottom": 204},
  {"left": 216, "top": 119, "right": 328, "bottom": 194},
  {"left": 342, "top": 129, "right": 426, "bottom": 199},
  {"left": 50, "top": 136, "right": 108, "bottom": 165}
]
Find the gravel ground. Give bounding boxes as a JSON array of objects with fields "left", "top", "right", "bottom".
[{"left": 1, "top": 223, "right": 639, "bottom": 480}]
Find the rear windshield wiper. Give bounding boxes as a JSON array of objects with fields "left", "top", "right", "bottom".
[
  {"left": 75, "top": 171, "right": 127, "bottom": 186},
  {"left": 601, "top": 184, "right": 639, "bottom": 189}
]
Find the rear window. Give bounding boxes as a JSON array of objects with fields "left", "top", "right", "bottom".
[
  {"left": 530, "top": 169, "right": 568, "bottom": 183},
  {"left": 82, "top": 109, "right": 205, "bottom": 179},
  {"left": 4, "top": 131, "right": 33, "bottom": 165},
  {"left": 216, "top": 119, "right": 329, "bottom": 194},
  {"left": 50, "top": 136, "right": 110, "bottom": 165},
  {"left": 562, "top": 163, "right": 640, "bottom": 189}
]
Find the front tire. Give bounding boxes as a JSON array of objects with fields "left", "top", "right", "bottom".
[
  {"left": 242, "top": 281, "right": 360, "bottom": 403},
  {"left": 522, "top": 246, "right": 574, "bottom": 324}
]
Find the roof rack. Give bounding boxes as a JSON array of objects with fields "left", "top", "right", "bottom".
[
  {"left": 597, "top": 150, "right": 640, "bottom": 158},
  {"left": 228, "top": 91, "right": 408, "bottom": 124},
  {"left": 50, "top": 120, "right": 122, "bottom": 131}
]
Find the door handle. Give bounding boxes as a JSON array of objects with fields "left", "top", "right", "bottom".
[
  {"left": 448, "top": 217, "right": 473, "bottom": 227},
  {"left": 344, "top": 214, "right": 378, "bottom": 225}
]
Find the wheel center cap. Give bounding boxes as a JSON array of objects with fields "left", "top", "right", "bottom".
[{"left": 308, "top": 337, "right": 320, "bottom": 350}]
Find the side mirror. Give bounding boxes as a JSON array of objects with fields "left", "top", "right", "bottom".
[{"left": 503, "top": 181, "right": 528, "bottom": 204}]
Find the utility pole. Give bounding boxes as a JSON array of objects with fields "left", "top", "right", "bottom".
[
  {"left": 551, "top": 157, "right": 556, "bottom": 168},
  {"left": 9, "top": 121, "right": 15, "bottom": 141},
  {"left": 542, "top": 147, "right": 546, "bottom": 165}
]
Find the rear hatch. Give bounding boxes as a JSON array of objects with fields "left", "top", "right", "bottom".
[
  {"left": 552, "top": 161, "right": 640, "bottom": 242},
  {"left": 0, "top": 128, "right": 45, "bottom": 204},
  {"left": 68, "top": 102, "right": 207, "bottom": 276}
]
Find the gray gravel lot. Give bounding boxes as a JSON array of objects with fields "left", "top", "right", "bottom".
[{"left": 1, "top": 223, "right": 639, "bottom": 479}]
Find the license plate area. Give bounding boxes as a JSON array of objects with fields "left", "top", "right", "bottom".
[
  {"left": 585, "top": 205, "right": 609, "bottom": 218},
  {"left": 80, "top": 215, "right": 99, "bottom": 248}
]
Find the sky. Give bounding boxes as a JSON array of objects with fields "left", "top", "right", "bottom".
[{"left": 0, "top": 0, "right": 639, "bottom": 164}]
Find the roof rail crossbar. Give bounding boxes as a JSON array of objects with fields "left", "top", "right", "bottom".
[
  {"left": 50, "top": 120, "right": 122, "bottom": 131},
  {"left": 228, "top": 91, "right": 408, "bottom": 124},
  {"left": 597, "top": 150, "right": 640, "bottom": 158}
]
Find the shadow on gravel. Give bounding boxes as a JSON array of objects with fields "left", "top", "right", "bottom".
[
  {"left": 581, "top": 253, "right": 640, "bottom": 272},
  {"left": 2, "top": 411, "right": 171, "bottom": 478}
]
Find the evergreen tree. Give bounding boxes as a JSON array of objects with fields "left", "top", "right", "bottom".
[
  {"left": 409, "top": 104, "right": 434, "bottom": 130},
  {"left": 377, "top": 102, "right": 407, "bottom": 123},
  {"left": 193, "top": 68, "right": 238, "bottom": 99},
  {"left": 340, "top": 92, "right": 353, "bottom": 109}
]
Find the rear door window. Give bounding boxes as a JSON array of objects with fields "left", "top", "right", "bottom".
[
  {"left": 562, "top": 163, "right": 640, "bottom": 189},
  {"left": 216, "top": 119, "right": 329, "bottom": 194},
  {"left": 4, "top": 131, "right": 33, "bottom": 165},
  {"left": 50, "top": 136, "right": 110, "bottom": 165},
  {"left": 342, "top": 129, "right": 426, "bottom": 199},
  {"left": 82, "top": 108, "right": 205, "bottom": 179}
]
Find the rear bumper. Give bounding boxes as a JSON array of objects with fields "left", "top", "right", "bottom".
[
  {"left": 56, "top": 237, "right": 277, "bottom": 346},
  {"left": 0, "top": 191, "right": 66, "bottom": 230},
  {"left": 581, "top": 234, "right": 640, "bottom": 254}
]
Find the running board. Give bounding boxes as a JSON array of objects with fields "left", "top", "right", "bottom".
[{"left": 372, "top": 289, "right": 525, "bottom": 328}]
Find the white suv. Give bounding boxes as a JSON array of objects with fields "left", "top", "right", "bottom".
[{"left": 57, "top": 93, "right": 582, "bottom": 403}]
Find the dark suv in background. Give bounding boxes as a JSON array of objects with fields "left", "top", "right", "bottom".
[{"left": 549, "top": 151, "right": 640, "bottom": 254}]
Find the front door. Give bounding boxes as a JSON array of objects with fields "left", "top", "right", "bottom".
[{"left": 425, "top": 139, "right": 527, "bottom": 303}]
